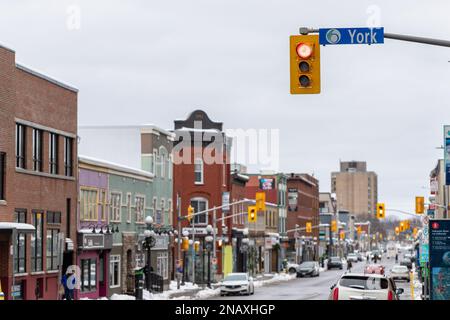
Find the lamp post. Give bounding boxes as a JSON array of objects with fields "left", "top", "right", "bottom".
[
  {"left": 205, "top": 224, "right": 214, "bottom": 288},
  {"left": 143, "top": 216, "right": 156, "bottom": 292}
]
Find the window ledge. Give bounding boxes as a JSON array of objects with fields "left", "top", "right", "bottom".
[
  {"left": 194, "top": 182, "right": 204, "bottom": 185},
  {"left": 14, "top": 273, "right": 28, "bottom": 277},
  {"left": 15, "top": 167, "right": 76, "bottom": 181},
  {"left": 0, "top": 200, "right": 6, "bottom": 206},
  {"left": 30, "top": 271, "right": 45, "bottom": 275},
  {"left": 46, "top": 270, "right": 60, "bottom": 274}
]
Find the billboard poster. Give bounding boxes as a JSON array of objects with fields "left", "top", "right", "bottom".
[
  {"left": 259, "top": 178, "right": 275, "bottom": 190},
  {"left": 429, "top": 219, "right": 450, "bottom": 300},
  {"left": 445, "top": 125, "right": 450, "bottom": 185},
  {"left": 288, "top": 188, "right": 298, "bottom": 211}
]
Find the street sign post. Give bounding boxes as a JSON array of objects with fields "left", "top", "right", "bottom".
[{"left": 319, "top": 27, "right": 384, "bottom": 45}]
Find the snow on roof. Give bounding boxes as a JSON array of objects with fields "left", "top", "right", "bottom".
[
  {"left": 175, "top": 127, "right": 222, "bottom": 133},
  {"left": 16, "top": 63, "right": 78, "bottom": 93},
  {"left": 79, "top": 155, "right": 154, "bottom": 179},
  {"left": 0, "top": 223, "right": 35, "bottom": 232}
]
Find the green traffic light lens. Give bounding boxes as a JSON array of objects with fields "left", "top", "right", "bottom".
[
  {"left": 299, "top": 75, "right": 310, "bottom": 87},
  {"left": 299, "top": 61, "right": 310, "bottom": 72}
]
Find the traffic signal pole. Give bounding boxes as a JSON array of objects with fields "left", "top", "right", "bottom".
[{"left": 299, "top": 27, "right": 450, "bottom": 48}]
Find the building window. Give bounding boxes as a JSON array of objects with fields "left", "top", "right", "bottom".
[
  {"left": 80, "top": 188, "right": 98, "bottom": 221},
  {"left": 32, "top": 128, "right": 43, "bottom": 172},
  {"left": 157, "top": 252, "right": 168, "bottom": 280},
  {"left": 127, "top": 193, "right": 132, "bottom": 223},
  {"left": 49, "top": 133, "right": 58, "bottom": 174},
  {"left": 46, "top": 211, "right": 61, "bottom": 224},
  {"left": 14, "top": 210, "right": 27, "bottom": 274},
  {"left": 0, "top": 152, "right": 5, "bottom": 200},
  {"left": 109, "top": 255, "right": 121, "bottom": 288},
  {"left": 168, "top": 200, "right": 172, "bottom": 226},
  {"left": 110, "top": 193, "right": 121, "bottom": 222},
  {"left": 31, "top": 212, "right": 44, "bottom": 272},
  {"left": 156, "top": 199, "right": 164, "bottom": 225},
  {"left": 15, "top": 124, "right": 26, "bottom": 169},
  {"left": 81, "top": 258, "right": 97, "bottom": 292},
  {"left": 99, "top": 190, "right": 107, "bottom": 221},
  {"left": 64, "top": 137, "right": 73, "bottom": 177},
  {"left": 194, "top": 158, "right": 203, "bottom": 184},
  {"left": 135, "top": 196, "right": 145, "bottom": 223},
  {"left": 46, "top": 229, "right": 59, "bottom": 271},
  {"left": 161, "top": 154, "right": 165, "bottom": 178},
  {"left": 190, "top": 198, "right": 208, "bottom": 224},
  {"left": 168, "top": 155, "right": 172, "bottom": 180},
  {"left": 152, "top": 151, "right": 157, "bottom": 176}
]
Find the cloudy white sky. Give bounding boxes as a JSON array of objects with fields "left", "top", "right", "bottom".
[{"left": 1, "top": 0, "right": 449, "bottom": 216}]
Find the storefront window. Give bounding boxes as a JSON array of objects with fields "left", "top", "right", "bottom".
[
  {"left": 81, "top": 258, "right": 97, "bottom": 292},
  {"left": 31, "top": 212, "right": 43, "bottom": 272},
  {"left": 157, "top": 252, "right": 168, "bottom": 280},
  {"left": 109, "top": 255, "right": 121, "bottom": 288}
]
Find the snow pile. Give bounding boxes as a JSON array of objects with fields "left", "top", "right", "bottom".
[
  {"left": 110, "top": 294, "right": 136, "bottom": 300},
  {"left": 254, "top": 273, "right": 296, "bottom": 288},
  {"left": 195, "top": 287, "right": 221, "bottom": 299}
]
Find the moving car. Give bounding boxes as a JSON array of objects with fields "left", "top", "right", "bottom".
[
  {"left": 400, "top": 258, "right": 413, "bottom": 270},
  {"left": 328, "top": 256, "right": 343, "bottom": 270},
  {"left": 220, "top": 273, "right": 254, "bottom": 296},
  {"left": 286, "top": 262, "right": 301, "bottom": 274},
  {"left": 297, "top": 261, "right": 320, "bottom": 278},
  {"left": 371, "top": 250, "right": 382, "bottom": 261},
  {"left": 347, "top": 253, "right": 358, "bottom": 263},
  {"left": 390, "top": 265, "right": 410, "bottom": 282},
  {"left": 365, "top": 264, "right": 385, "bottom": 275},
  {"left": 329, "top": 273, "right": 404, "bottom": 300}
]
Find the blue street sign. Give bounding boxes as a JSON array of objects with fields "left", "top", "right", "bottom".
[{"left": 319, "top": 27, "right": 384, "bottom": 45}]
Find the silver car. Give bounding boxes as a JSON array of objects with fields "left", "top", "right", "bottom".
[{"left": 390, "top": 265, "right": 410, "bottom": 282}]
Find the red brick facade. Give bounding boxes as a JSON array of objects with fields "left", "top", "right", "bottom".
[{"left": 0, "top": 46, "right": 78, "bottom": 300}]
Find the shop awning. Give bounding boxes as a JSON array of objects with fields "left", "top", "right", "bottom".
[{"left": 0, "top": 222, "right": 35, "bottom": 233}]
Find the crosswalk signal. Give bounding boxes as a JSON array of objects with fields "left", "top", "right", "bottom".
[
  {"left": 255, "top": 192, "right": 266, "bottom": 211},
  {"left": 306, "top": 222, "right": 312, "bottom": 233},
  {"left": 187, "top": 205, "right": 194, "bottom": 223},
  {"left": 331, "top": 220, "right": 337, "bottom": 232},
  {"left": 376, "top": 203, "right": 385, "bottom": 219},
  {"left": 415, "top": 196, "right": 424, "bottom": 214},
  {"left": 290, "top": 35, "right": 320, "bottom": 94},
  {"left": 248, "top": 206, "right": 257, "bottom": 223}
]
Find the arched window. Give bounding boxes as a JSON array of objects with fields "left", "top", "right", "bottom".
[{"left": 190, "top": 197, "right": 208, "bottom": 225}]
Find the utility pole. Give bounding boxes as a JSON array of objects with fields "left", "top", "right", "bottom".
[{"left": 176, "top": 193, "right": 181, "bottom": 290}]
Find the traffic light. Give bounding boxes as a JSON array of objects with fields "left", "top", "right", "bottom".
[
  {"left": 290, "top": 35, "right": 320, "bottom": 94},
  {"left": 415, "top": 196, "right": 424, "bottom": 214},
  {"left": 340, "top": 231, "right": 345, "bottom": 240},
  {"left": 187, "top": 205, "right": 194, "bottom": 222},
  {"left": 413, "top": 227, "right": 418, "bottom": 237},
  {"left": 194, "top": 241, "right": 200, "bottom": 252},
  {"left": 395, "top": 227, "right": 400, "bottom": 236},
  {"left": 306, "top": 222, "right": 312, "bottom": 233},
  {"left": 399, "top": 222, "right": 405, "bottom": 232},
  {"left": 331, "top": 220, "right": 337, "bottom": 232},
  {"left": 357, "top": 226, "right": 362, "bottom": 235},
  {"left": 182, "top": 237, "right": 189, "bottom": 251},
  {"left": 248, "top": 206, "right": 257, "bottom": 223},
  {"left": 255, "top": 192, "right": 266, "bottom": 211},
  {"left": 376, "top": 203, "right": 385, "bottom": 219}
]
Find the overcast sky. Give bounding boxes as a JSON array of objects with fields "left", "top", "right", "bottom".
[{"left": 1, "top": 0, "right": 449, "bottom": 216}]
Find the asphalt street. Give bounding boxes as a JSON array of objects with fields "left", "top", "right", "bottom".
[{"left": 209, "top": 253, "right": 415, "bottom": 300}]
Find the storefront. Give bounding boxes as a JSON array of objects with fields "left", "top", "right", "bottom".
[{"left": 76, "top": 231, "right": 112, "bottom": 299}]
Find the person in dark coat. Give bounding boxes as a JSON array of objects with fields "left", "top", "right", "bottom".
[
  {"left": 347, "top": 259, "right": 353, "bottom": 272},
  {"left": 61, "top": 270, "right": 75, "bottom": 300}
]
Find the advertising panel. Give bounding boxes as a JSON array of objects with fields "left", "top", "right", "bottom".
[
  {"left": 259, "top": 178, "right": 275, "bottom": 190},
  {"left": 429, "top": 219, "right": 450, "bottom": 300},
  {"left": 445, "top": 125, "right": 450, "bottom": 185}
]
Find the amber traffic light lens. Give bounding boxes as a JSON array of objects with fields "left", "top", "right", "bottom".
[
  {"left": 299, "top": 61, "right": 310, "bottom": 72},
  {"left": 299, "top": 75, "right": 310, "bottom": 87}
]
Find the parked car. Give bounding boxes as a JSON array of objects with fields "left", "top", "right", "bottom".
[
  {"left": 400, "top": 258, "right": 413, "bottom": 270},
  {"left": 347, "top": 253, "right": 358, "bottom": 263},
  {"left": 329, "top": 273, "right": 404, "bottom": 300},
  {"left": 297, "top": 261, "right": 320, "bottom": 278},
  {"left": 220, "top": 273, "right": 254, "bottom": 296},
  {"left": 286, "top": 262, "right": 301, "bottom": 274},
  {"left": 365, "top": 264, "right": 385, "bottom": 275},
  {"left": 328, "top": 256, "right": 343, "bottom": 270},
  {"left": 390, "top": 265, "right": 410, "bottom": 282}
]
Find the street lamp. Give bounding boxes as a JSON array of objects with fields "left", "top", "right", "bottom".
[
  {"left": 143, "top": 216, "right": 156, "bottom": 292},
  {"left": 205, "top": 226, "right": 214, "bottom": 288}
]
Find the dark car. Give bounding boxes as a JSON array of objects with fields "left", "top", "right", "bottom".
[
  {"left": 372, "top": 250, "right": 382, "bottom": 260},
  {"left": 297, "top": 261, "right": 320, "bottom": 278},
  {"left": 327, "top": 257, "right": 343, "bottom": 270},
  {"left": 400, "top": 258, "right": 413, "bottom": 270}
]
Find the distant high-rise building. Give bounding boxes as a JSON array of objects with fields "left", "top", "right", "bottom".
[{"left": 331, "top": 161, "right": 378, "bottom": 218}]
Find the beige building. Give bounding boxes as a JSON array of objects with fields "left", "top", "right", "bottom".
[
  {"left": 430, "top": 159, "right": 449, "bottom": 219},
  {"left": 331, "top": 161, "right": 378, "bottom": 218}
]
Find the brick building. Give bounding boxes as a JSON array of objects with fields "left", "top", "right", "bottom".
[
  {"left": 172, "top": 110, "right": 231, "bottom": 282},
  {"left": 286, "top": 173, "right": 319, "bottom": 262},
  {"left": 0, "top": 45, "right": 78, "bottom": 300}
]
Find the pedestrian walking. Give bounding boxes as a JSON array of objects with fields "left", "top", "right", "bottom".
[
  {"left": 61, "top": 269, "right": 75, "bottom": 300},
  {"left": 347, "top": 259, "right": 353, "bottom": 272},
  {"left": 395, "top": 253, "right": 399, "bottom": 263}
]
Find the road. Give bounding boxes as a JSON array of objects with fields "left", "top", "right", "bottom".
[{"left": 209, "top": 253, "right": 416, "bottom": 300}]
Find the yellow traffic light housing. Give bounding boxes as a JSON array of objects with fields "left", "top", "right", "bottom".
[
  {"left": 255, "top": 192, "right": 266, "bottom": 211},
  {"left": 415, "top": 196, "right": 424, "bottom": 214},
  {"left": 340, "top": 231, "right": 345, "bottom": 240},
  {"left": 395, "top": 227, "right": 400, "bottom": 235},
  {"left": 357, "top": 226, "right": 362, "bottom": 235},
  {"left": 400, "top": 222, "right": 405, "bottom": 232},
  {"left": 306, "top": 222, "right": 312, "bottom": 233},
  {"left": 187, "top": 205, "right": 194, "bottom": 222},
  {"left": 182, "top": 237, "right": 189, "bottom": 251},
  {"left": 248, "top": 206, "right": 257, "bottom": 223},
  {"left": 331, "top": 220, "right": 337, "bottom": 232},
  {"left": 290, "top": 35, "right": 320, "bottom": 94},
  {"left": 376, "top": 203, "right": 385, "bottom": 219}
]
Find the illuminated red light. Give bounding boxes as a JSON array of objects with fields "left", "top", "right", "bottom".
[{"left": 296, "top": 43, "right": 313, "bottom": 59}]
